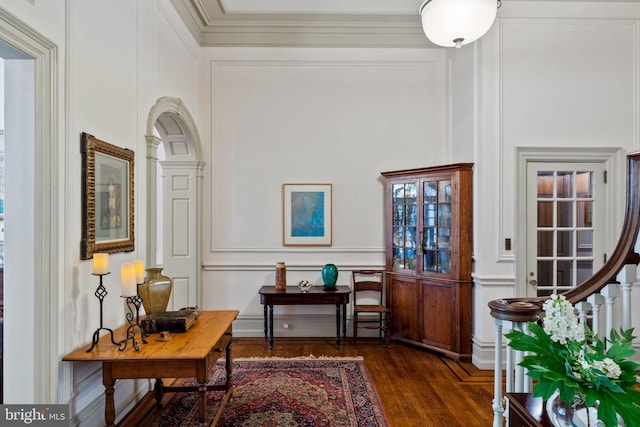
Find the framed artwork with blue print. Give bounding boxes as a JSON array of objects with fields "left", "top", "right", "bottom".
[{"left": 282, "top": 183, "right": 332, "bottom": 246}]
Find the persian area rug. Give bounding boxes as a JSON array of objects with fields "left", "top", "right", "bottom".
[{"left": 147, "top": 356, "right": 389, "bottom": 427}]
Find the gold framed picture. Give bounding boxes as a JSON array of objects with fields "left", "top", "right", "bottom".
[{"left": 80, "top": 132, "right": 135, "bottom": 259}]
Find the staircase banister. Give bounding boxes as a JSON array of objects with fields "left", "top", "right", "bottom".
[
  {"left": 563, "top": 151, "right": 640, "bottom": 304},
  {"left": 487, "top": 153, "right": 640, "bottom": 427},
  {"left": 488, "top": 151, "right": 640, "bottom": 322}
]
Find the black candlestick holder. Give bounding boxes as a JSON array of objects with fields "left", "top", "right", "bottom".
[
  {"left": 87, "top": 273, "right": 120, "bottom": 352},
  {"left": 119, "top": 294, "right": 147, "bottom": 351}
]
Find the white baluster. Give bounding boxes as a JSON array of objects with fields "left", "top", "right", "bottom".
[
  {"left": 513, "top": 321, "right": 527, "bottom": 393},
  {"left": 617, "top": 265, "right": 636, "bottom": 330},
  {"left": 587, "top": 293, "right": 604, "bottom": 338},
  {"left": 506, "top": 330, "right": 513, "bottom": 393},
  {"left": 601, "top": 283, "right": 620, "bottom": 348},
  {"left": 575, "top": 301, "right": 590, "bottom": 326},
  {"left": 493, "top": 318, "right": 505, "bottom": 427}
]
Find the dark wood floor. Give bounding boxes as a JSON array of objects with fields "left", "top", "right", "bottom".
[{"left": 121, "top": 337, "right": 496, "bottom": 427}]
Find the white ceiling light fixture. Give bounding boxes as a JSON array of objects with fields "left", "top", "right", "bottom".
[{"left": 419, "top": 0, "right": 499, "bottom": 48}]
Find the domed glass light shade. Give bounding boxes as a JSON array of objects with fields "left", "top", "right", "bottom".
[{"left": 419, "top": 0, "right": 497, "bottom": 48}]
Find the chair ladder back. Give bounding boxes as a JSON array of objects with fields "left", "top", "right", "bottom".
[
  {"left": 354, "top": 280, "right": 383, "bottom": 294},
  {"left": 352, "top": 270, "right": 391, "bottom": 348}
]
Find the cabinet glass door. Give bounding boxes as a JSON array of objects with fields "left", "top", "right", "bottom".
[
  {"left": 392, "top": 182, "right": 417, "bottom": 270},
  {"left": 422, "top": 179, "right": 452, "bottom": 274}
]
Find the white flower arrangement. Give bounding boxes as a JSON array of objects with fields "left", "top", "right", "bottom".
[{"left": 506, "top": 294, "right": 640, "bottom": 427}]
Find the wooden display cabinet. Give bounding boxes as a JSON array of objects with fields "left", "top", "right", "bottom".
[{"left": 381, "top": 163, "right": 473, "bottom": 361}]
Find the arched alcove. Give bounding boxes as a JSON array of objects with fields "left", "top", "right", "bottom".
[{"left": 145, "top": 97, "right": 205, "bottom": 309}]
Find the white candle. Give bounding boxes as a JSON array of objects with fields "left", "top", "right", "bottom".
[
  {"left": 121, "top": 262, "right": 137, "bottom": 297},
  {"left": 93, "top": 253, "right": 109, "bottom": 275},
  {"left": 132, "top": 260, "right": 145, "bottom": 284}
]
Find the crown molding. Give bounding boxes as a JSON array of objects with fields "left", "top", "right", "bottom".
[{"left": 171, "top": 0, "right": 435, "bottom": 47}]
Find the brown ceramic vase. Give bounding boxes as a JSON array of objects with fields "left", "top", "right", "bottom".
[{"left": 138, "top": 267, "right": 173, "bottom": 314}]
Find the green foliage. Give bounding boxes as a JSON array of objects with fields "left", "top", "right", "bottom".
[{"left": 506, "top": 323, "right": 640, "bottom": 427}]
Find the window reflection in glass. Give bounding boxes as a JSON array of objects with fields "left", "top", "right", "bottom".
[
  {"left": 438, "top": 251, "right": 451, "bottom": 274},
  {"left": 438, "top": 180, "right": 451, "bottom": 203},
  {"left": 537, "top": 260, "right": 554, "bottom": 286},
  {"left": 556, "top": 171, "right": 573, "bottom": 198},
  {"left": 538, "top": 201, "right": 553, "bottom": 227},
  {"left": 537, "top": 172, "right": 554, "bottom": 198},
  {"left": 557, "top": 230, "right": 573, "bottom": 257},
  {"left": 576, "top": 230, "right": 592, "bottom": 256},
  {"left": 424, "top": 182, "right": 436, "bottom": 203},
  {"left": 577, "top": 260, "right": 593, "bottom": 284},
  {"left": 424, "top": 204, "right": 436, "bottom": 226},
  {"left": 424, "top": 250, "right": 436, "bottom": 272},
  {"left": 576, "top": 201, "right": 592, "bottom": 227},
  {"left": 424, "top": 227, "right": 436, "bottom": 250},
  {"left": 557, "top": 260, "right": 573, "bottom": 286},
  {"left": 538, "top": 230, "right": 553, "bottom": 257},
  {"left": 438, "top": 227, "right": 451, "bottom": 250},
  {"left": 576, "top": 171, "right": 592, "bottom": 198},
  {"left": 557, "top": 201, "right": 573, "bottom": 227},
  {"left": 438, "top": 204, "right": 451, "bottom": 226}
]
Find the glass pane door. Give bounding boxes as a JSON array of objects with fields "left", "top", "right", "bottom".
[
  {"left": 527, "top": 164, "right": 605, "bottom": 297},
  {"left": 391, "top": 182, "right": 417, "bottom": 270},
  {"left": 422, "top": 178, "right": 451, "bottom": 275}
]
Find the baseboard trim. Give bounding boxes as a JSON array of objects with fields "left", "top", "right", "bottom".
[
  {"left": 232, "top": 314, "right": 383, "bottom": 339},
  {"left": 68, "top": 379, "right": 150, "bottom": 427}
]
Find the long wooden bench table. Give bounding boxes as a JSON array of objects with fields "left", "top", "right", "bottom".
[{"left": 63, "top": 310, "right": 239, "bottom": 427}]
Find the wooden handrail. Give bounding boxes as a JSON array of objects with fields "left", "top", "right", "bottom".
[
  {"left": 488, "top": 151, "right": 640, "bottom": 322},
  {"left": 563, "top": 152, "right": 640, "bottom": 303}
]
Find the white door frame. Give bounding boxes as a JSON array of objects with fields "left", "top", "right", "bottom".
[
  {"left": 1, "top": 8, "right": 59, "bottom": 404},
  {"left": 514, "top": 147, "right": 626, "bottom": 297},
  {"left": 145, "top": 97, "right": 205, "bottom": 308}
]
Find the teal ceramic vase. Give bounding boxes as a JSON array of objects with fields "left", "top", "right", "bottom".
[{"left": 321, "top": 264, "right": 338, "bottom": 288}]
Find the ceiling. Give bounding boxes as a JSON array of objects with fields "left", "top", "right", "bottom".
[{"left": 170, "top": 0, "right": 433, "bottom": 48}]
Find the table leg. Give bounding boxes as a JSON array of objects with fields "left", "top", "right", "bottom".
[
  {"left": 154, "top": 378, "right": 164, "bottom": 407},
  {"left": 102, "top": 363, "right": 116, "bottom": 427},
  {"left": 335, "top": 304, "right": 341, "bottom": 349},
  {"left": 210, "top": 338, "right": 235, "bottom": 426},
  {"left": 342, "top": 303, "right": 347, "bottom": 339},
  {"left": 197, "top": 383, "right": 207, "bottom": 426},
  {"left": 268, "top": 305, "right": 274, "bottom": 350},
  {"left": 263, "top": 304, "right": 268, "bottom": 338},
  {"left": 225, "top": 337, "right": 233, "bottom": 390}
]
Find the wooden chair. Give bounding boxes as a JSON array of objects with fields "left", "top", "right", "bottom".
[{"left": 352, "top": 270, "right": 391, "bottom": 348}]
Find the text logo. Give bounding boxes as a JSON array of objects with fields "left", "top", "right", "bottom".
[{"left": 0, "top": 405, "right": 69, "bottom": 426}]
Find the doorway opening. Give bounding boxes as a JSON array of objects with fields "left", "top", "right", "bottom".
[
  {"left": 515, "top": 147, "right": 625, "bottom": 299},
  {"left": 0, "top": 8, "right": 59, "bottom": 403},
  {"left": 145, "top": 98, "right": 205, "bottom": 311}
]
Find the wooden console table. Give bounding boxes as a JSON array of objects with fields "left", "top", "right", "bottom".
[
  {"left": 258, "top": 285, "right": 350, "bottom": 349},
  {"left": 506, "top": 393, "right": 552, "bottom": 427},
  {"left": 63, "top": 310, "right": 239, "bottom": 427}
]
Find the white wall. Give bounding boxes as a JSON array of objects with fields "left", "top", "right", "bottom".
[
  {"left": 470, "top": 1, "right": 640, "bottom": 367},
  {"left": 1, "top": 0, "right": 201, "bottom": 423},
  {"left": 198, "top": 47, "right": 448, "bottom": 337}
]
